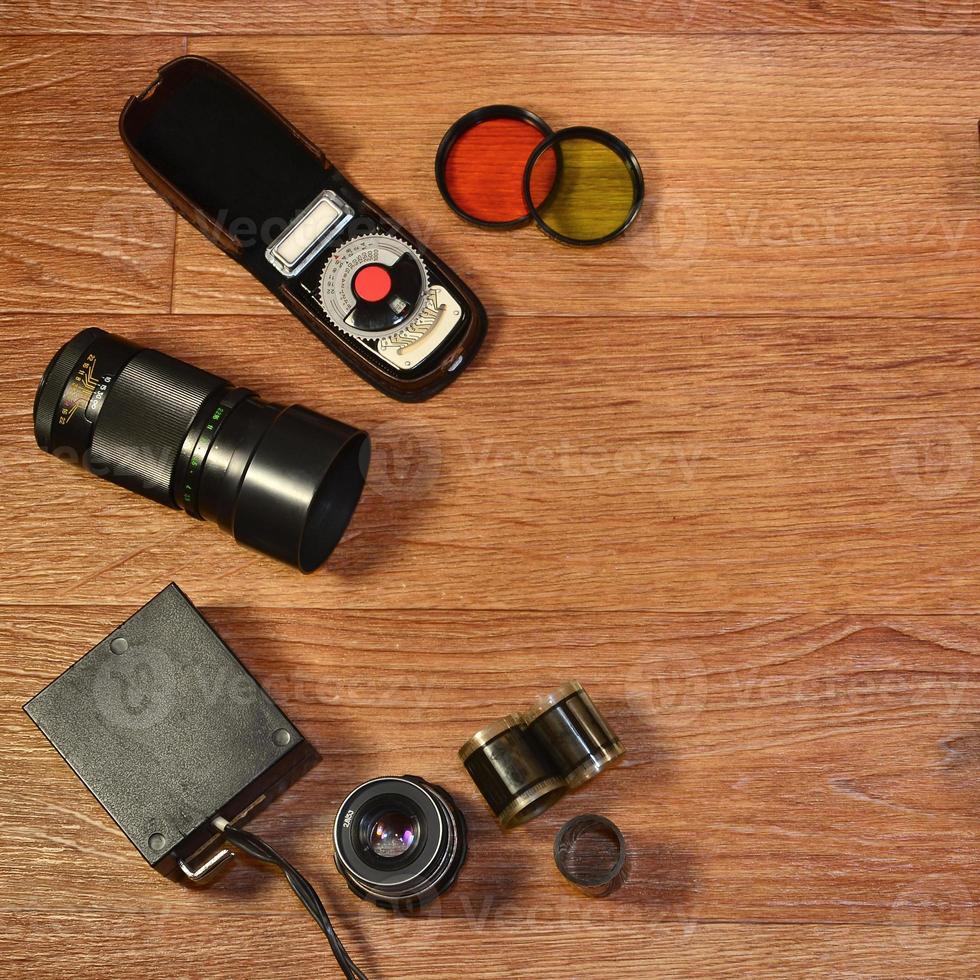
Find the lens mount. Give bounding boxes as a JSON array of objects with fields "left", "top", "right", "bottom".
[{"left": 333, "top": 775, "right": 467, "bottom": 911}]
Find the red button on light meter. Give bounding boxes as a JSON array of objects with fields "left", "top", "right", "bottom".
[{"left": 353, "top": 264, "right": 392, "bottom": 303}]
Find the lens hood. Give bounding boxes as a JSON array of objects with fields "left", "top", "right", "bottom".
[{"left": 229, "top": 405, "right": 370, "bottom": 573}]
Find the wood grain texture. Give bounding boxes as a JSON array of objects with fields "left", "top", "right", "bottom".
[
  {"left": 1, "top": 7, "right": 979, "bottom": 979},
  {"left": 3, "top": 609, "right": 979, "bottom": 972},
  {"left": 164, "top": 34, "right": 980, "bottom": 319},
  {"left": 0, "top": 37, "right": 183, "bottom": 313},
  {"left": 3, "top": 0, "right": 980, "bottom": 35},
  {"left": 4, "top": 313, "right": 980, "bottom": 613},
  {"left": 2, "top": 915, "right": 977, "bottom": 980}
]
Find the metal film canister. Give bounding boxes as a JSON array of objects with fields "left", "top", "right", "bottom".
[
  {"left": 522, "top": 681, "right": 625, "bottom": 790},
  {"left": 458, "top": 714, "right": 566, "bottom": 829}
]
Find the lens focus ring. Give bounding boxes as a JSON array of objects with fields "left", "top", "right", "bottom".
[{"left": 89, "top": 349, "right": 226, "bottom": 506}]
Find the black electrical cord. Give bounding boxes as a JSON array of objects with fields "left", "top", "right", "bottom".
[{"left": 214, "top": 818, "right": 368, "bottom": 980}]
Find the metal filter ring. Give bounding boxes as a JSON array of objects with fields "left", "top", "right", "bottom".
[{"left": 554, "top": 813, "right": 628, "bottom": 897}]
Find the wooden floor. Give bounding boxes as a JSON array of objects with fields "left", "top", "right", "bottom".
[{"left": 2, "top": 2, "right": 980, "bottom": 977}]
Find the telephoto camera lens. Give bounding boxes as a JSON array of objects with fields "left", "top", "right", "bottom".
[
  {"left": 33, "top": 328, "right": 370, "bottom": 572},
  {"left": 333, "top": 775, "right": 467, "bottom": 911}
]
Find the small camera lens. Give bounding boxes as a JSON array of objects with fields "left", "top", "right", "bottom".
[
  {"left": 334, "top": 775, "right": 467, "bottom": 911},
  {"left": 368, "top": 810, "right": 418, "bottom": 859}
]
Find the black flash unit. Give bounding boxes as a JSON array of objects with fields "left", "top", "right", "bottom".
[
  {"left": 24, "top": 584, "right": 317, "bottom": 882},
  {"left": 120, "top": 56, "right": 487, "bottom": 402}
]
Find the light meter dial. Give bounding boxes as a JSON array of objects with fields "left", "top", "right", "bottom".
[{"left": 318, "top": 234, "right": 430, "bottom": 341}]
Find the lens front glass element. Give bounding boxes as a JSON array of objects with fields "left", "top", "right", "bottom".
[
  {"left": 368, "top": 809, "right": 418, "bottom": 859},
  {"left": 334, "top": 776, "right": 467, "bottom": 910}
]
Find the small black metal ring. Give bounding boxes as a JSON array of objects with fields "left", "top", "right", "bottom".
[{"left": 554, "top": 813, "right": 628, "bottom": 897}]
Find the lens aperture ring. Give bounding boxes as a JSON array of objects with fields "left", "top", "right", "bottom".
[{"left": 34, "top": 328, "right": 141, "bottom": 456}]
